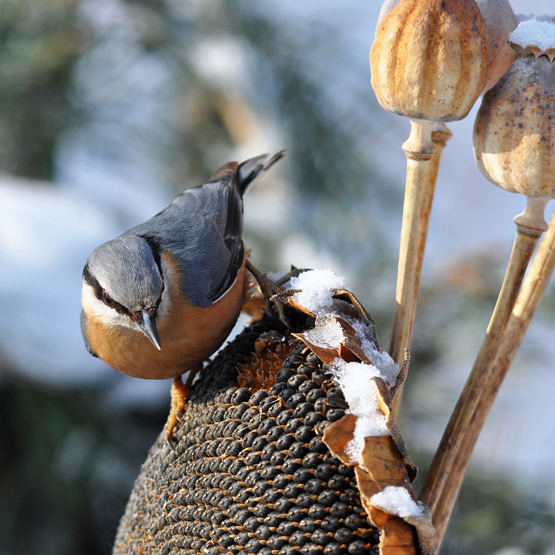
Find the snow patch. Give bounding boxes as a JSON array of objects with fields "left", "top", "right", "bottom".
[
  {"left": 510, "top": 19, "right": 555, "bottom": 51},
  {"left": 303, "top": 319, "right": 344, "bottom": 349},
  {"left": 291, "top": 269, "right": 399, "bottom": 462},
  {"left": 370, "top": 486, "right": 425, "bottom": 519},
  {"left": 329, "top": 359, "right": 389, "bottom": 458},
  {"left": 290, "top": 269, "right": 347, "bottom": 313}
]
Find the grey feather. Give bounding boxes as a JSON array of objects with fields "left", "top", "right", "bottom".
[
  {"left": 83, "top": 152, "right": 284, "bottom": 313},
  {"left": 87, "top": 235, "right": 163, "bottom": 311}
]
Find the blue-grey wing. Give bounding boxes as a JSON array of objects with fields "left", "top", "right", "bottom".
[
  {"left": 127, "top": 153, "right": 284, "bottom": 308},
  {"left": 80, "top": 309, "right": 98, "bottom": 357},
  {"left": 131, "top": 164, "right": 244, "bottom": 308}
]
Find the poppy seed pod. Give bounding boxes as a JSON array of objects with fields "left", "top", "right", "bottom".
[
  {"left": 422, "top": 24, "right": 555, "bottom": 546},
  {"left": 370, "top": 0, "right": 488, "bottom": 122},
  {"left": 474, "top": 20, "right": 555, "bottom": 200},
  {"left": 476, "top": 0, "right": 517, "bottom": 92}
]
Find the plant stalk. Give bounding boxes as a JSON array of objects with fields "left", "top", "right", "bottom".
[
  {"left": 389, "top": 118, "right": 436, "bottom": 372},
  {"left": 494, "top": 208, "right": 555, "bottom": 387},
  {"left": 419, "top": 196, "right": 549, "bottom": 550},
  {"left": 392, "top": 122, "right": 451, "bottom": 418}
]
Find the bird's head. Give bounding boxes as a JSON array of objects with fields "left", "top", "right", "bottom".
[{"left": 82, "top": 235, "right": 163, "bottom": 350}]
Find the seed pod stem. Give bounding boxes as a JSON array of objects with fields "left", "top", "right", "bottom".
[
  {"left": 389, "top": 119, "right": 436, "bottom": 371},
  {"left": 494, "top": 207, "right": 555, "bottom": 402},
  {"left": 392, "top": 122, "right": 451, "bottom": 417},
  {"left": 372, "top": 0, "right": 487, "bottom": 403},
  {"left": 419, "top": 196, "right": 549, "bottom": 549},
  {"left": 414, "top": 123, "right": 452, "bottom": 307}
]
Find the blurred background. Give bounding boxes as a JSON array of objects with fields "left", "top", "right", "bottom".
[{"left": 1, "top": 0, "right": 555, "bottom": 553}]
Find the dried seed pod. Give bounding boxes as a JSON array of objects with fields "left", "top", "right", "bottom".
[
  {"left": 370, "top": 0, "right": 488, "bottom": 122},
  {"left": 376, "top": 0, "right": 398, "bottom": 34},
  {"left": 113, "top": 315, "right": 385, "bottom": 554},
  {"left": 474, "top": 19, "right": 555, "bottom": 200},
  {"left": 422, "top": 21, "right": 555, "bottom": 549},
  {"left": 370, "top": 0, "right": 486, "bottom": 392},
  {"left": 377, "top": 0, "right": 516, "bottom": 93},
  {"left": 476, "top": 0, "right": 517, "bottom": 92}
]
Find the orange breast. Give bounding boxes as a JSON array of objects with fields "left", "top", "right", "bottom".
[{"left": 86, "top": 252, "right": 248, "bottom": 380}]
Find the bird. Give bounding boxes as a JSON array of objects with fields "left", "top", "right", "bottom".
[{"left": 81, "top": 151, "right": 285, "bottom": 443}]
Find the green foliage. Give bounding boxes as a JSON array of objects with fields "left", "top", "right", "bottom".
[
  {"left": 0, "top": 378, "right": 165, "bottom": 555},
  {"left": 0, "top": 0, "right": 82, "bottom": 178}
]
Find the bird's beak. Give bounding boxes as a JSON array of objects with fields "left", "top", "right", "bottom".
[{"left": 139, "top": 309, "right": 161, "bottom": 350}]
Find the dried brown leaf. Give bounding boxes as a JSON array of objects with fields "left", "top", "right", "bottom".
[
  {"left": 293, "top": 314, "right": 381, "bottom": 365},
  {"left": 280, "top": 285, "right": 434, "bottom": 555},
  {"left": 378, "top": 518, "right": 419, "bottom": 555},
  {"left": 320, "top": 366, "right": 428, "bottom": 554}
]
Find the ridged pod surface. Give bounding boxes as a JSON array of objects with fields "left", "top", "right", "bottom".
[
  {"left": 476, "top": 0, "right": 517, "bottom": 92},
  {"left": 370, "top": 0, "right": 488, "bottom": 122},
  {"left": 474, "top": 46, "right": 555, "bottom": 198}
]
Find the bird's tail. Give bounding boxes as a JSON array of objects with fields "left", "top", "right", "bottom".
[{"left": 237, "top": 150, "right": 286, "bottom": 196}]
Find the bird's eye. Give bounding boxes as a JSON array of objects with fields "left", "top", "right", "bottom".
[{"left": 102, "top": 292, "right": 115, "bottom": 307}]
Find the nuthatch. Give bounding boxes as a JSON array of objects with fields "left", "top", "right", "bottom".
[{"left": 81, "top": 151, "right": 284, "bottom": 441}]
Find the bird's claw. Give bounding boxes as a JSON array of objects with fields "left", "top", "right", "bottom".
[
  {"left": 164, "top": 375, "right": 192, "bottom": 450},
  {"left": 273, "top": 265, "right": 307, "bottom": 287},
  {"left": 245, "top": 259, "right": 281, "bottom": 299},
  {"left": 246, "top": 261, "right": 315, "bottom": 330}
]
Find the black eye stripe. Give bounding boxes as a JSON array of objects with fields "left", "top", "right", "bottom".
[
  {"left": 83, "top": 264, "right": 130, "bottom": 316},
  {"left": 106, "top": 298, "right": 129, "bottom": 316},
  {"left": 83, "top": 264, "right": 102, "bottom": 299}
]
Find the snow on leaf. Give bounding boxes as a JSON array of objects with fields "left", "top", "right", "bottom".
[{"left": 278, "top": 269, "right": 434, "bottom": 555}]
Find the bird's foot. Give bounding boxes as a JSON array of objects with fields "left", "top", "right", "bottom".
[
  {"left": 245, "top": 259, "right": 282, "bottom": 299},
  {"left": 165, "top": 369, "right": 199, "bottom": 450},
  {"left": 245, "top": 260, "right": 316, "bottom": 332},
  {"left": 246, "top": 259, "right": 309, "bottom": 297},
  {"left": 246, "top": 260, "right": 313, "bottom": 298},
  {"left": 273, "top": 265, "right": 309, "bottom": 288}
]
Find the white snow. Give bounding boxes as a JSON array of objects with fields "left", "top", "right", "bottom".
[
  {"left": 370, "top": 486, "right": 425, "bottom": 519},
  {"left": 291, "top": 269, "right": 399, "bottom": 461},
  {"left": 329, "top": 359, "right": 389, "bottom": 458},
  {"left": 510, "top": 19, "right": 555, "bottom": 51},
  {"left": 303, "top": 319, "right": 345, "bottom": 349},
  {"left": 0, "top": 175, "right": 118, "bottom": 383},
  {"left": 290, "top": 269, "right": 347, "bottom": 313},
  {"left": 357, "top": 336, "right": 399, "bottom": 386},
  {"left": 291, "top": 269, "right": 399, "bottom": 379}
]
